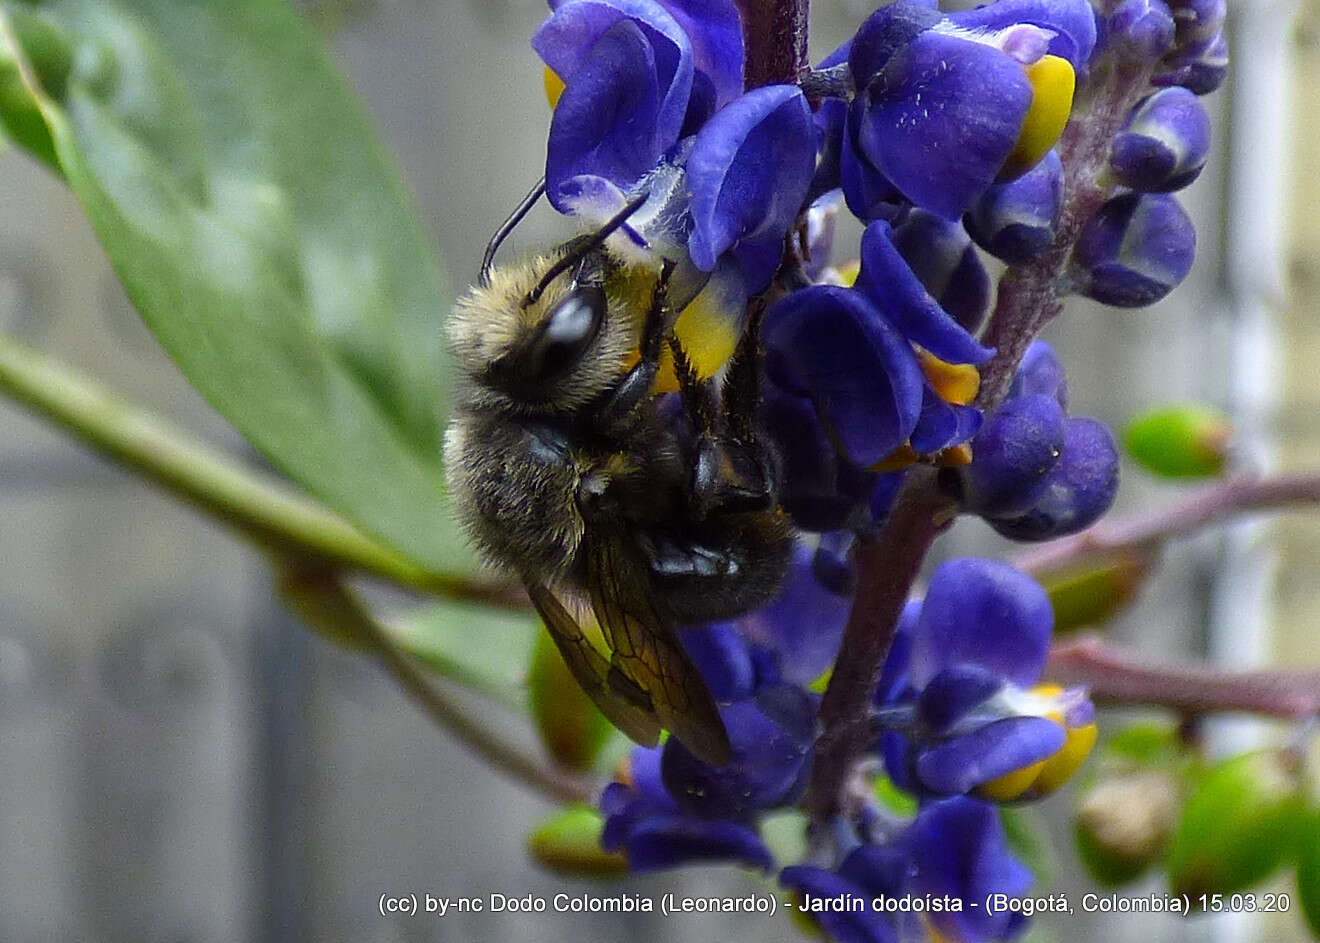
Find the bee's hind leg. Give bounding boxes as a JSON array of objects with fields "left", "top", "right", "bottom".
[{"left": 594, "top": 260, "right": 676, "bottom": 434}]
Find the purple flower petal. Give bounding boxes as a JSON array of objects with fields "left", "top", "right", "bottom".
[
  {"left": 946, "top": 0, "right": 1099, "bottom": 70},
  {"left": 856, "top": 31, "right": 1033, "bottom": 219},
  {"left": 849, "top": 1, "right": 944, "bottom": 84},
  {"left": 855, "top": 221, "right": 995, "bottom": 365},
  {"left": 892, "top": 209, "right": 992, "bottom": 334},
  {"left": 915, "top": 716, "right": 1066, "bottom": 794},
  {"left": 953, "top": 392, "right": 1067, "bottom": 517},
  {"left": 965, "top": 149, "right": 1064, "bottom": 266},
  {"left": 681, "top": 621, "right": 756, "bottom": 702},
  {"left": 534, "top": 0, "right": 694, "bottom": 147},
  {"left": 661, "top": 684, "right": 816, "bottom": 818},
  {"left": 911, "top": 558, "right": 1054, "bottom": 687},
  {"left": 780, "top": 865, "right": 900, "bottom": 943},
  {"left": 1074, "top": 191, "right": 1196, "bottom": 307},
  {"left": 907, "top": 798, "right": 1035, "bottom": 941},
  {"left": 909, "top": 384, "right": 983, "bottom": 455},
  {"left": 544, "top": 20, "right": 666, "bottom": 210},
  {"left": 741, "top": 544, "right": 851, "bottom": 685},
  {"left": 917, "top": 664, "right": 1006, "bottom": 734},
  {"left": 626, "top": 815, "right": 774, "bottom": 871},
  {"left": 687, "top": 85, "right": 816, "bottom": 288},
  {"left": 1007, "top": 339, "right": 1069, "bottom": 410},
  {"left": 654, "top": 0, "right": 744, "bottom": 107},
  {"left": 989, "top": 416, "right": 1120, "bottom": 541},
  {"left": 763, "top": 286, "right": 926, "bottom": 466}
]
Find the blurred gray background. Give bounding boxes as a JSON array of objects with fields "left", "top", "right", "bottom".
[{"left": 0, "top": 0, "right": 1315, "bottom": 940}]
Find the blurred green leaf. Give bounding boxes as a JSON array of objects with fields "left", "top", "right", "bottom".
[
  {"left": 527, "top": 805, "right": 628, "bottom": 877},
  {"left": 1002, "top": 806, "right": 1057, "bottom": 887},
  {"left": 391, "top": 600, "right": 539, "bottom": 707},
  {"left": 1167, "top": 750, "right": 1306, "bottom": 901},
  {"left": 0, "top": 0, "right": 467, "bottom": 571},
  {"left": 1297, "top": 809, "right": 1320, "bottom": 936},
  {"left": 529, "top": 629, "right": 615, "bottom": 772},
  {"left": 1124, "top": 404, "right": 1232, "bottom": 480}
]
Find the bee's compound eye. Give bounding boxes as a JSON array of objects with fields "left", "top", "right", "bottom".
[{"left": 532, "top": 285, "right": 606, "bottom": 383}]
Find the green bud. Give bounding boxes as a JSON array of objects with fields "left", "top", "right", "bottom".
[
  {"left": 1039, "top": 551, "right": 1149, "bottom": 634},
  {"left": 527, "top": 805, "right": 628, "bottom": 877},
  {"left": 529, "top": 630, "right": 613, "bottom": 772},
  {"left": 1167, "top": 750, "right": 1306, "bottom": 901},
  {"left": 1124, "top": 403, "right": 1233, "bottom": 479},
  {"left": 1075, "top": 770, "right": 1180, "bottom": 885}
]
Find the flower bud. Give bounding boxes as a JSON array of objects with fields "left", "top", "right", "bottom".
[
  {"left": 1153, "top": 31, "right": 1228, "bottom": 96},
  {"left": 529, "top": 630, "right": 614, "bottom": 771},
  {"left": 989, "top": 417, "right": 1120, "bottom": 541},
  {"left": 1008, "top": 339, "right": 1069, "bottom": 410},
  {"left": 528, "top": 806, "right": 629, "bottom": 876},
  {"left": 1107, "top": 0, "right": 1176, "bottom": 60},
  {"left": 965, "top": 150, "right": 1064, "bottom": 266},
  {"left": 1075, "top": 770, "right": 1180, "bottom": 884},
  {"left": 1074, "top": 192, "right": 1196, "bottom": 307},
  {"left": 1123, "top": 402, "right": 1233, "bottom": 478},
  {"left": 946, "top": 393, "right": 1067, "bottom": 518},
  {"left": 1110, "top": 88, "right": 1211, "bottom": 193}
]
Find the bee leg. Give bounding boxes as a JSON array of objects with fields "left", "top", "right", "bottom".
[
  {"left": 670, "top": 309, "right": 778, "bottom": 519},
  {"left": 593, "top": 260, "right": 676, "bottom": 434}
]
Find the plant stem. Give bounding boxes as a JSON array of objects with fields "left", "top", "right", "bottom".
[
  {"left": 806, "top": 468, "right": 952, "bottom": 821},
  {"left": 1048, "top": 637, "right": 1320, "bottom": 719},
  {"left": 736, "top": 0, "right": 810, "bottom": 89},
  {"left": 1015, "top": 472, "right": 1320, "bottom": 576},
  {"left": 0, "top": 331, "right": 517, "bottom": 603},
  {"left": 279, "top": 565, "right": 599, "bottom": 805}
]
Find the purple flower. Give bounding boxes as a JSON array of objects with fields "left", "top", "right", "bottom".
[
  {"left": 876, "top": 559, "right": 1098, "bottom": 800},
  {"left": 601, "top": 747, "right": 775, "bottom": 872},
  {"left": 965, "top": 149, "right": 1064, "bottom": 266}
]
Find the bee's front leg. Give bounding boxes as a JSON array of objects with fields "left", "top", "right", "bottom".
[{"left": 592, "top": 260, "right": 676, "bottom": 435}]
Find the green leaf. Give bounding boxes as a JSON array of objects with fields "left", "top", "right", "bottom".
[
  {"left": 1167, "top": 750, "right": 1306, "bottom": 901},
  {"left": 1124, "top": 404, "right": 1233, "bottom": 480},
  {"left": 390, "top": 600, "right": 539, "bottom": 707},
  {"left": 1297, "top": 808, "right": 1320, "bottom": 936},
  {"left": 0, "top": 0, "right": 467, "bottom": 571},
  {"left": 1002, "top": 807, "right": 1057, "bottom": 887},
  {"left": 527, "top": 805, "right": 629, "bottom": 877}
]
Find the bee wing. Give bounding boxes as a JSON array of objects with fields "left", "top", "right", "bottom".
[
  {"left": 585, "top": 532, "right": 732, "bottom": 766},
  {"left": 526, "top": 581, "right": 663, "bottom": 750}
]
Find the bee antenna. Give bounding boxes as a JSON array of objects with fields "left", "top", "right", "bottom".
[
  {"left": 523, "top": 190, "right": 650, "bottom": 307},
  {"left": 480, "top": 177, "right": 547, "bottom": 288}
]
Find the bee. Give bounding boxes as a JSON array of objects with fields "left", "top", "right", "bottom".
[{"left": 443, "top": 183, "right": 792, "bottom": 765}]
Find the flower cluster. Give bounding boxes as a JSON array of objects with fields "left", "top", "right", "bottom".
[{"left": 523, "top": 0, "right": 1222, "bottom": 937}]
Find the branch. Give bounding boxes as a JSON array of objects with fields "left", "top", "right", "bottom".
[
  {"left": 1015, "top": 472, "right": 1320, "bottom": 576},
  {"left": 278, "top": 565, "right": 599, "bottom": 805},
  {"left": 805, "top": 468, "right": 953, "bottom": 821},
  {"left": 736, "top": 0, "right": 809, "bottom": 90},
  {"left": 0, "top": 331, "right": 520, "bottom": 604},
  {"left": 1047, "top": 637, "right": 1320, "bottom": 719}
]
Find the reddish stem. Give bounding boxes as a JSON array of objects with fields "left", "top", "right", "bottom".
[
  {"left": 1048, "top": 637, "right": 1320, "bottom": 719},
  {"left": 1015, "top": 472, "right": 1320, "bottom": 576},
  {"left": 736, "top": 0, "right": 810, "bottom": 89}
]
